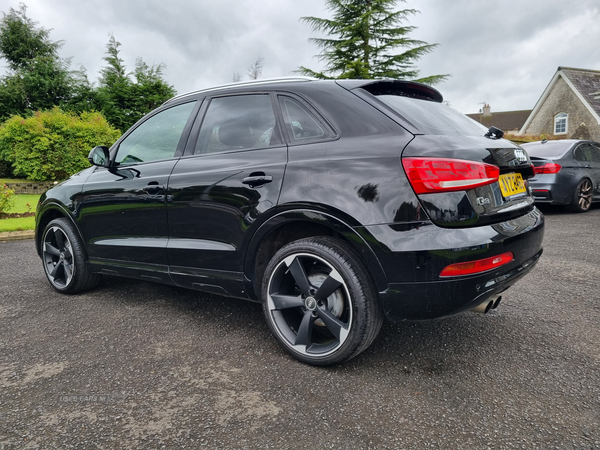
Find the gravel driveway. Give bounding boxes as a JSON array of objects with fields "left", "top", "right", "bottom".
[{"left": 1, "top": 205, "right": 599, "bottom": 449}]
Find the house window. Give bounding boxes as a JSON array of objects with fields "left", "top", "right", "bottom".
[{"left": 554, "top": 113, "right": 568, "bottom": 135}]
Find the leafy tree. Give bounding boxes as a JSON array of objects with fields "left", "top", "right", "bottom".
[
  {"left": 0, "top": 7, "right": 176, "bottom": 130},
  {"left": 298, "top": 0, "right": 449, "bottom": 84},
  {"left": 0, "top": 4, "right": 79, "bottom": 120},
  {"left": 0, "top": 107, "right": 121, "bottom": 181},
  {"left": 96, "top": 35, "right": 176, "bottom": 131}
]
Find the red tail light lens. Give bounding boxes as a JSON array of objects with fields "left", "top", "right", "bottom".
[
  {"left": 533, "top": 163, "right": 561, "bottom": 175},
  {"left": 440, "top": 252, "right": 514, "bottom": 277},
  {"left": 402, "top": 157, "right": 500, "bottom": 194}
]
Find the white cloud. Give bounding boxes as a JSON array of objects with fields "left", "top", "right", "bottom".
[{"left": 2, "top": 0, "right": 599, "bottom": 114}]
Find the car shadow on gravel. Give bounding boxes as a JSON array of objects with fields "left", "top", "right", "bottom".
[
  {"left": 536, "top": 202, "right": 600, "bottom": 215},
  {"left": 88, "top": 274, "right": 506, "bottom": 373}
]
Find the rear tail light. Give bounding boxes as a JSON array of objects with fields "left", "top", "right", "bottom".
[
  {"left": 402, "top": 157, "right": 500, "bottom": 194},
  {"left": 533, "top": 162, "right": 561, "bottom": 175},
  {"left": 440, "top": 252, "right": 514, "bottom": 277}
]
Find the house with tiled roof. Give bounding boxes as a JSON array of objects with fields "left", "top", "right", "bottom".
[
  {"left": 466, "top": 105, "right": 532, "bottom": 133},
  {"left": 519, "top": 67, "right": 600, "bottom": 140}
]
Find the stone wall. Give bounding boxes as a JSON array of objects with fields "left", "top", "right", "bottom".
[
  {"left": 522, "top": 77, "right": 600, "bottom": 140},
  {"left": 3, "top": 182, "right": 56, "bottom": 195}
]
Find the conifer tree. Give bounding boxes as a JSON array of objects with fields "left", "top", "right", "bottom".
[
  {"left": 298, "top": 0, "right": 448, "bottom": 84},
  {"left": 96, "top": 34, "right": 176, "bottom": 131}
]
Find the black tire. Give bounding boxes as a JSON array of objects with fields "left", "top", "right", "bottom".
[
  {"left": 567, "top": 178, "right": 593, "bottom": 213},
  {"left": 261, "top": 236, "right": 383, "bottom": 366},
  {"left": 41, "top": 217, "right": 100, "bottom": 294}
]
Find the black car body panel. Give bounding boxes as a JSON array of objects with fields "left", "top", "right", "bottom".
[
  {"left": 36, "top": 78, "right": 544, "bottom": 325},
  {"left": 364, "top": 208, "right": 544, "bottom": 319}
]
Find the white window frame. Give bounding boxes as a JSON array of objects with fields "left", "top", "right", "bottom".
[{"left": 554, "top": 112, "right": 568, "bottom": 135}]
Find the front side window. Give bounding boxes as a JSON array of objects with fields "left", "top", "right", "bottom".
[
  {"left": 194, "top": 95, "right": 278, "bottom": 155},
  {"left": 116, "top": 102, "right": 196, "bottom": 165},
  {"left": 554, "top": 112, "right": 568, "bottom": 135}
]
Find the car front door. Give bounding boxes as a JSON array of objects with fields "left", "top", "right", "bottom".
[
  {"left": 166, "top": 93, "right": 287, "bottom": 297},
  {"left": 78, "top": 100, "right": 200, "bottom": 280}
]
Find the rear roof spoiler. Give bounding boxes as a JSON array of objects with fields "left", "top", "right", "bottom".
[{"left": 336, "top": 79, "right": 443, "bottom": 103}]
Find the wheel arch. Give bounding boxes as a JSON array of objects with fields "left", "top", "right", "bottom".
[
  {"left": 243, "top": 209, "right": 387, "bottom": 300},
  {"left": 35, "top": 203, "right": 80, "bottom": 257}
]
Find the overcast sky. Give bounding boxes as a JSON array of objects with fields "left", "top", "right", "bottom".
[{"left": 2, "top": 0, "right": 600, "bottom": 114}]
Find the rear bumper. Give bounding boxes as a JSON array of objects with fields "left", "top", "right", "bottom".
[
  {"left": 381, "top": 249, "right": 542, "bottom": 320},
  {"left": 529, "top": 175, "right": 576, "bottom": 205},
  {"left": 361, "top": 207, "right": 544, "bottom": 320}
]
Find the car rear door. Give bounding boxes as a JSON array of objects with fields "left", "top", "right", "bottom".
[
  {"left": 166, "top": 93, "right": 287, "bottom": 297},
  {"left": 588, "top": 143, "right": 600, "bottom": 199}
]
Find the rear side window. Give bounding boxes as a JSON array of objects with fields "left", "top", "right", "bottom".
[
  {"left": 194, "top": 94, "right": 279, "bottom": 155},
  {"left": 279, "top": 96, "right": 327, "bottom": 141},
  {"left": 374, "top": 94, "right": 488, "bottom": 137},
  {"left": 574, "top": 144, "right": 598, "bottom": 162},
  {"left": 593, "top": 144, "right": 600, "bottom": 163}
]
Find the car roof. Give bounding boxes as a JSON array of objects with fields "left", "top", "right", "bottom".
[{"left": 164, "top": 77, "right": 444, "bottom": 105}]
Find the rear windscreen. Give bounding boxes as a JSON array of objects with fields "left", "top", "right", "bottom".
[
  {"left": 374, "top": 94, "right": 489, "bottom": 137},
  {"left": 521, "top": 141, "right": 573, "bottom": 159}
]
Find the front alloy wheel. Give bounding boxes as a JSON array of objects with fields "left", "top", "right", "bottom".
[
  {"left": 41, "top": 218, "right": 99, "bottom": 294},
  {"left": 262, "top": 237, "right": 382, "bottom": 366},
  {"left": 43, "top": 225, "right": 75, "bottom": 289}
]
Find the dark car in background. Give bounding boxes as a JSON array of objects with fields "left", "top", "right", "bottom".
[
  {"left": 35, "top": 77, "right": 544, "bottom": 366},
  {"left": 521, "top": 139, "right": 600, "bottom": 212}
]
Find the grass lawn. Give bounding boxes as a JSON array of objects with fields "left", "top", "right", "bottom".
[
  {"left": 10, "top": 194, "right": 39, "bottom": 213},
  {"left": 0, "top": 216, "right": 35, "bottom": 232},
  {"left": 0, "top": 194, "right": 40, "bottom": 232}
]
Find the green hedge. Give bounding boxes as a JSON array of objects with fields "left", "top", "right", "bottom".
[{"left": 0, "top": 107, "right": 121, "bottom": 181}]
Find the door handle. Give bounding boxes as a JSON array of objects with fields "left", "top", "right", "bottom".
[{"left": 242, "top": 175, "right": 273, "bottom": 187}]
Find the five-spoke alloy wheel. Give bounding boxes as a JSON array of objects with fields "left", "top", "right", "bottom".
[
  {"left": 42, "top": 218, "right": 99, "bottom": 294},
  {"left": 262, "top": 237, "right": 382, "bottom": 366},
  {"left": 569, "top": 178, "right": 593, "bottom": 212}
]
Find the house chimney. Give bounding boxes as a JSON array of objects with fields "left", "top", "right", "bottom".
[{"left": 482, "top": 103, "right": 491, "bottom": 117}]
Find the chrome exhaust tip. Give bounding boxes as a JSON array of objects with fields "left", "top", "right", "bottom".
[
  {"left": 471, "top": 295, "right": 501, "bottom": 314},
  {"left": 492, "top": 295, "right": 502, "bottom": 309},
  {"left": 471, "top": 300, "right": 493, "bottom": 314}
]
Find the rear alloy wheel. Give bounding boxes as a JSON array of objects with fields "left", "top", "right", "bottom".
[
  {"left": 262, "top": 237, "right": 382, "bottom": 366},
  {"left": 42, "top": 218, "right": 99, "bottom": 294},
  {"left": 568, "top": 179, "right": 593, "bottom": 212}
]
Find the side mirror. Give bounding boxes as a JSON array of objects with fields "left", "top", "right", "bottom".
[{"left": 88, "top": 146, "right": 111, "bottom": 167}]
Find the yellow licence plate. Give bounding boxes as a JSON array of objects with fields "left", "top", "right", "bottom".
[{"left": 499, "top": 173, "right": 526, "bottom": 197}]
